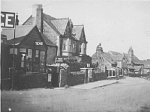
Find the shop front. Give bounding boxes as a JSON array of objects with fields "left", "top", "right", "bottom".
[{"left": 2, "top": 25, "right": 48, "bottom": 75}]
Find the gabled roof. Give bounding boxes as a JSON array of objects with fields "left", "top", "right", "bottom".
[
  {"left": 40, "top": 33, "right": 56, "bottom": 47},
  {"left": 23, "top": 13, "right": 69, "bottom": 35},
  {"left": 102, "top": 52, "right": 115, "bottom": 64},
  {"left": 92, "top": 51, "right": 115, "bottom": 64},
  {"left": 23, "top": 16, "right": 34, "bottom": 25},
  {"left": 72, "top": 25, "right": 83, "bottom": 40},
  {"left": 7, "top": 37, "right": 25, "bottom": 45},
  {"left": 51, "top": 18, "right": 69, "bottom": 35},
  {"left": 109, "top": 51, "right": 122, "bottom": 55},
  {"left": 1, "top": 25, "right": 35, "bottom": 41},
  {"left": 108, "top": 51, "right": 124, "bottom": 61},
  {"left": 43, "top": 13, "right": 56, "bottom": 20},
  {"left": 2, "top": 25, "right": 56, "bottom": 47},
  {"left": 111, "top": 55, "right": 124, "bottom": 61},
  {"left": 124, "top": 53, "right": 142, "bottom": 64},
  {"left": 43, "top": 13, "right": 61, "bottom": 35}
]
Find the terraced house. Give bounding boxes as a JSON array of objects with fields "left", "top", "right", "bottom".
[{"left": 23, "top": 4, "right": 89, "bottom": 66}]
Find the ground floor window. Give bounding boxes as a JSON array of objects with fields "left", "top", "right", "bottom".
[
  {"left": 107, "top": 70, "right": 116, "bottom": 77},
  {"left": 10, "top": 47, "right": 46, "bottom": 73}
]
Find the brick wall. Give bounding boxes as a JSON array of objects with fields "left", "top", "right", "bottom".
[
  {"left": 1, "top": 78, "right": 11, "bottom": 90},
  {"left": 13, "top": 73, "right": 47, "bottom": 90},
  {"left": 68, "top": 71, "right": 85, "bottom": 86},
  {"left": 93, "top": 71, "right": 107, "bottom": 81}
]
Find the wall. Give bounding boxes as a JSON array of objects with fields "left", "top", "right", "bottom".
[
  {"left": 68, "top": 71, "right": 85, "bottom": 86},
  {"left": 13, "top": 73, "right": 47, "bottom": 90},
  {"left": 93, "top": 71, "right": 107, "bottom": 81},
  {"left": 47, "top": 47, "right": 57, "bottom": 64}
]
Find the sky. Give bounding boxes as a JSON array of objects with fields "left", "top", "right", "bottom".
[{"left": 1, "top": 0, "right": 150, "bottom": 60}]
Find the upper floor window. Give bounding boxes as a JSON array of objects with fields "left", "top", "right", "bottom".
[
  {"left": 79, "top": 44, "right": 81, "bottom": 52},
  {"left": 72, "top": 41, "right": 76, "bottom": 52},
  {"left": 63, "top": 39, "right": 67, "bottom": 50}
]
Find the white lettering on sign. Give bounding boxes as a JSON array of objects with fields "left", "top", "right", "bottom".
[
  {"left": 5, "top": 14, "right": 14, "bottom": 27},
  {"left": 1, "top": 13, "right": 5, "bottom": 27},
  {"left": 1, "top": 12, "right": 15, "bottom": 28},
  {"left": 35, "top": 42, "right": 43, "bottom": 45}
]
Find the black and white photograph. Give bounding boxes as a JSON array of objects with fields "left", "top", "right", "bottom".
[{"left": 1, "top": 0, "right": 150, "bottom": 112}]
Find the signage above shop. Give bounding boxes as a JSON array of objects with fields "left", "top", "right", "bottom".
[
  {"left": 35, "top": 42, "right": 43, "bottom": 45},
  {"left": 55, "top": 57, "right": 64, "bottom": 63},
  {"left": 1, "top": 11, "right": 15, "bottom": 28}
]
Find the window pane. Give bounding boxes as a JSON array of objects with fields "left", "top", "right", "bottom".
[
  {"left": 40, "top": 51, "right": 45, "bottom": 72},
  {"left": 21, "top": 62, "right": 24, "bottom": 67},
  {"left": 40, "top": 51, "right": 45, "bottom": 61},
  {"left": 63, "top": 39, "right": 66, "bottom": 50},
  {"left": 10, "top": 48, "right": 17, "bottom": 54},
  {"left": 35, "top": 50, "right": 39, "bottom": 57},
  {"left": 28, "top": 49, "right": 32, "bottom": 58}
]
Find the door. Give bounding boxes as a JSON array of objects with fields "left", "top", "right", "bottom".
[
  {"left": 48, "top": 66, "right": 59, "bottom": 87},
  {"left": 51, "top": 73, "right": 59, "bottom": 87}
]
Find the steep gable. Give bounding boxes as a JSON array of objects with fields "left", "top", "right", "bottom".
[
  {"left": 72, "top": 25, "right": 83, "bottom": 40},
  {"left": 51, "top": 18, "right": 69, "bottom": 35},
  {"left": 72, "top": 25, "right": 87, "bottom": 43}
]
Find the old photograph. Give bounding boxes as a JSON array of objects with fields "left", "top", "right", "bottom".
[{"left": 1, "top": 0, "right": 150, "bottom": 112}]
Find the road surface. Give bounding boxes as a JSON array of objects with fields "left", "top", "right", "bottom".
[{"left": 1, "top": 77, "right": 150, "bottom": 112}]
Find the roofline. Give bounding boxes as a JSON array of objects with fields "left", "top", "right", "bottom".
[
  {"left": 22, "top": 15, "right": 32, "bottom": 25},
  {"left": 43, "top": 18, "right": 61, "bottom": 35},
  {"left": 18, "top": 25, "right": 38, "bottom": 46},
  {"left": 73, "top": 25, "right": 84, "bottom": 26},
  {"left": 53, "top": 17, "right": 69, "bottom": 20}
]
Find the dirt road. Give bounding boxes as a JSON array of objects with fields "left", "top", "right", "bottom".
[{"left": 1, "top": 77, "right": 150, "bottom": 112}]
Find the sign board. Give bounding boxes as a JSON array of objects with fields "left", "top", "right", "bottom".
[
  {"left": 1, "top": 11, "right": 15, "bottom": 28},
  {"left": 35, "top": 42, "right": 43, "bottom": 45},
  {"left": 55, "top": 58, "right": 64, "bottom": 63},
  {"left": 48, "top": 74, "right": 52, "bottom": 82}
]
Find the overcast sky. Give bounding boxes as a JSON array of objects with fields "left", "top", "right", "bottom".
[{"left": 1, "top": 0, "right": 150, "bottom": 60}]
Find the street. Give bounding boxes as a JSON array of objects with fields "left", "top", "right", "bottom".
[{"left": 1, "top": 77, "right": 150, "bottom": 112}]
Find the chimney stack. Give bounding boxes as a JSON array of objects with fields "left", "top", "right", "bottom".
[{"left": 32, "top": 4, "right": 43, "bottom": 33}]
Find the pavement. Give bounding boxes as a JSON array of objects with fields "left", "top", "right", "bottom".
[
  {"left": 71, "top": 79, "right": 119, "bottom": 89},
  {"left": 55, "top": 79, "right": 119, "bottom": 90}
]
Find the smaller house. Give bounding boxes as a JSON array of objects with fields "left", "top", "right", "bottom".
[
  {"left": 92, "top": 43, "right": 124, "bottom": 78},
  {"left": 1, "top": 25, "right": 57, "bottom": 76}
]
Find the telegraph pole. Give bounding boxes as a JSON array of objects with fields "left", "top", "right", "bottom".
[{"left": 11, "top": 13, "right": 17, "bottom": 90}]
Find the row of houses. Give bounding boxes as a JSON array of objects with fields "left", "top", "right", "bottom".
[
  {"left": 1, "top": 4, "right": 149, "bottom": 89},
  {"left": 92, "top": 43, "right": 150, "bottom": 78},
  {"left": 1, "top": 4, "right": 91, "bottom": 79}
]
